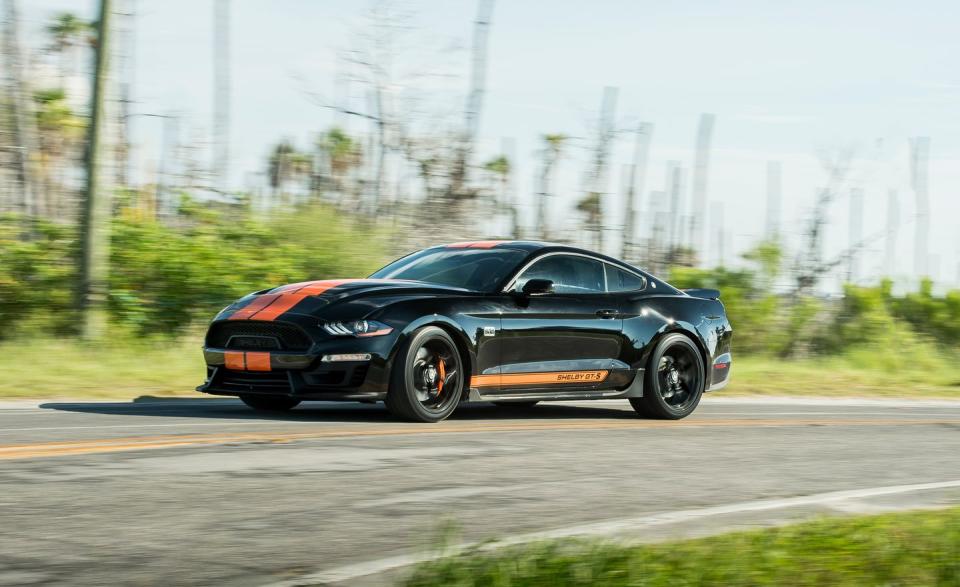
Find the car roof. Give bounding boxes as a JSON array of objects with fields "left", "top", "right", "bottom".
[
  {"left": 434, "top": 241, "right": 675, "bottom": 284},
  {"left": 434, "top": 240, "right": 633, "bottom": 267}
]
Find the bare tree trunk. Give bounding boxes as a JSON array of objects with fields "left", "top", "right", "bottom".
[
  {"left": 536, "top": 150, "right": 558, "bottom": 241},
  {"left": 79, "top": 0, "right": 112, "bottom": 340},
  {"left": 448, "top": 0, "right": 494, "bottom": 199},
  {"left": 582, "top": 86, "right": 618, "bottom": 251},
  {"left": 847, "top": 187, "right": 864, "bottom": 283},
  {"left": 3, "top": 0, "right": 39, "bottom": 224},
  {"left": 212, "top": 0, "right": 231, "bottom": 193},
  {"left": 621, "top": 122, "right": 652, "bottom": 261},
  {"left": 910, "top": 136, "right": 930, "bottom": 278},
  {"left": 689, "top": 113, "right": 714, "bottom": 262},
  {"left": 764, "top": 160, "right": 782, "bottom": 240},
  {"left": 884, "top": 189, "right": 899, "bottom": 277},
  {"left": 114, "top": 0, "right": 136, "bottom": 188}
]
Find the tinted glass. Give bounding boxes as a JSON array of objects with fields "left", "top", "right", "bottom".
[
  {"left": 370, "top": 248, "right": 526, "bottom": 291},
  {"left": 514, "top": 255, "right": 606, "bottom": 294},
  {"left": 605, "top": 264, "right": 645, "bottom": 292}
]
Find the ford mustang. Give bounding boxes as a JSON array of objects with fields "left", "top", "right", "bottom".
[{"left": 198, "top": 241, "right": 732, "bottom": 422}]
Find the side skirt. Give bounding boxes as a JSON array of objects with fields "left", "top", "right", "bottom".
[{"left": 466, "top": 369, "right": 644, "bottom": 402}]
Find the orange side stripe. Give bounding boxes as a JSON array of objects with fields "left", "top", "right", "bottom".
[
  {"left": 224, "top": 351, "right": 246, "bottom": 370},
  {"left": 472, "top": 370, "right": 609, "bottom": 387},
  {"left": 245, "top": 352, "right": 272, "bottom": 372}
]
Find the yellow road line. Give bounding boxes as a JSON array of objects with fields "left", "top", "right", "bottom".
[{"left": 1, "top": 418, "right": 957, "bottom": 461}]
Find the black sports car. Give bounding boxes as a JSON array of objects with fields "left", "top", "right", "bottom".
[{"left": 198, "top": 241, "right": 732, "bottom": 422}]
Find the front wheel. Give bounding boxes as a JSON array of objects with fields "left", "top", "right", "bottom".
[
  {"left": 239, "top": 394, "right": 301, "bottom": 412},
  {"left": 385, "top": 326, "right": 464, "bottom": 422},
  {"left": 630, "top": 333, "right": 704, "bottom": 420}
]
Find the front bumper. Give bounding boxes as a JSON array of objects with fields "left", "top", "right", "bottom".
[{"left": 197, "top": 326, "right": 397, "bottom": 401}]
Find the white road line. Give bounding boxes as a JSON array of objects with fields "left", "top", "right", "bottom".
[
  {"left": 264, "top": 479, "right": 960, "bottom": 587},
  {"left": 704, "top": 396, "right": 960, "bottom": 408}
]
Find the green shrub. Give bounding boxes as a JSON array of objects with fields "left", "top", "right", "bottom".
[{"left": 0, "top": 205, "right": 389, "bottom": 340}]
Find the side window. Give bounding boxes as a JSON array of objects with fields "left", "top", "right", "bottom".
[
  {"left": 605, "top": 264, "right": 646, "bottom": 292},
  {"left": 514, "top": 255, "right": 606, "bottom": 294}
]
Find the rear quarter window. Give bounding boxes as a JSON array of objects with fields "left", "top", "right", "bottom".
[{"left": 605, "top": 265, "right": 646, "bottom": 292}]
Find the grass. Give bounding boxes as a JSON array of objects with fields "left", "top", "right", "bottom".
[
  {"left": 728, "top": 354, "right": 960, "bottom": 398},
  {"left": 401, "top": 507, "right": 960, "bottom": 586},
  {"left": 0, "top": 336, "right": 205, "bottom": 399},
  {"left": 0, "top": 337, "right": 958, "bottom": 400}
]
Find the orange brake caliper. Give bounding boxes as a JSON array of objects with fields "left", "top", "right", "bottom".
[{"left": 437, "top": 359, "right": 446, "bottom": 394}]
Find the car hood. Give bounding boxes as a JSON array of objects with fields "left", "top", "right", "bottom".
[{"left": 220, "top": 278, "right": 474, "bottom": 321}]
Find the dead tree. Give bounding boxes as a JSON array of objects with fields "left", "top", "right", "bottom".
[
  {"left": 447, "top": 0, "right": 494, "bottom": 200},
  {"left": 212, "top": 0, "right": 231, "bottom": 192},
  {"left": 764, "top": 160, "right": 782, "bottom": 240},
  {"left": 688, "top": 113, "right": 714, "bottom": 262},
  {"left": 791, "top": 147, "right": 853, "bottom": 295},
  {"left": 621, "top": 122, "right": 652, "bottom": 262},
  {"left": 79, "top": 0, "right": 112, "bottom": 340},
  {"left": 910, "top": 137, "right": 930, "bottom": 278},
  {"left": 884, "top": 189, "right": 899, "bottom": 276},
  {"left": 847, "top": 187, "right": 864, "bottom": 283},
  {"left": 535, "top": 133, "right": 566, "bottom": 241},
  {"left": 578, "top": 86, "right": 618, "bottom": 250},
  {"left": 2, "top": 0, "right": 39, "bottom": 221}
]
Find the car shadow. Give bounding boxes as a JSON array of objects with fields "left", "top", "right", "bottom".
[{"left": 39, "top": 396, "right": 639, "bottom": 422}]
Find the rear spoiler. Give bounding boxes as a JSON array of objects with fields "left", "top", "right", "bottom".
[{"left": 682, "top": 288, "right": 720, "bottom": 300}]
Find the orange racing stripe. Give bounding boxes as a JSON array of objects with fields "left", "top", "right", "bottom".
[
  {"left": 224, "top": 351, "right": 246, "bottom": 370},
  {"left": 472, "top": 370, "right": 609, "bottom": 388},
  {"left": 228, "top": 293, "right": 282, "bottom": 320},
  {"left": 245, "top": 352, "right": 272, "bottom": 372},
  {"left": 446, "top": 240, "right": 510, "bottom": 249}
]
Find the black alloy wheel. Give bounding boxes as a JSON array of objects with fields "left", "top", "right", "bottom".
[
  {"left": 630, "top": 333, "right": 704, "bottom": 419},
  {"left": 386, "top": 326, "right": 464, "bottom": 422}
]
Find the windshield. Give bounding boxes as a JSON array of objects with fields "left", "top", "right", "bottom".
[{"left": 370, "top": 248, "right": 527, "bottom": 291}]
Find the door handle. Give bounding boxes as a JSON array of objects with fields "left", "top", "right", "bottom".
[{"left": 596, "top": 309, "right": 620, "bottom": 319}]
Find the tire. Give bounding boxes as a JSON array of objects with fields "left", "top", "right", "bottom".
[
  {"left": 492, "top": 401, "right": 539, "bottom": 408},
  {"left": 239, "top": 394, "right": 301, "bottom": 412},
  {"left": 630, "top": 333, "right": 704, "bottom": 420},
  {"left": 385, "top": 326, "right": 464, "bottom": 423}
]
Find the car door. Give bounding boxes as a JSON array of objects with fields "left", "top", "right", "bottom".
[{"left": 492, "top": 253, "right": 626, "bottom": 394}]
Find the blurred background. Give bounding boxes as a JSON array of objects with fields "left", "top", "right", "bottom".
[{"left": 2, "top": 0, "right": 959, "bottom": 398}]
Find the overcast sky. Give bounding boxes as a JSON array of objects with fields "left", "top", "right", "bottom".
[{"left": 22, "top": 0, "right": 960, "bottom": 288}]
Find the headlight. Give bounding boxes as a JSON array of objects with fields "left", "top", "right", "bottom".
[{"left": 323, "top": 320, "right": 394, "bottom": 337}]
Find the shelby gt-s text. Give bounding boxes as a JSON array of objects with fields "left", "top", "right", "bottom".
[{"left": 198, "top": 241, "right": 732, "bottom": 422}]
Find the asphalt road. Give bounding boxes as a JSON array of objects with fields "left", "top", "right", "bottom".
[{"left": 1, "top": 396, "right": 959, "bottom": 586}]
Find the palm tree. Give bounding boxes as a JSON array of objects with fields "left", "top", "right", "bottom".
[
  {"left": 483, "top": 155, "right": 518, "bottom": 237},
  {"left": 46, "top": 13, "right": 92, "bottom": 88},
  {"left": 576, "top": 191, "right": 602, "bottom": 248},
  {"left": 318, "top": 127, "right": 361, "bottom": 205},
  {"left": 33, "top": 88, "right": 85, "bottom": 218},
  {"left": 267, "top": 140, "right": 312, "bottom": 205},
  {"left": 537, "top": 133, "right": 566, "bottom": 241}
]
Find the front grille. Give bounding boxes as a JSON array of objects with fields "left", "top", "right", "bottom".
[{"left": 206, "top": 321, "right": 312, "bottom": 351}]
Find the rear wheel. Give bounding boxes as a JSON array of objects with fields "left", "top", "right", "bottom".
[
  {"left": 385, "top": 326, "right": 464, "bottom": 422},
  {"left": 630, "top": 333, "right": 704, "bottom": 420},
  {"left": 239, "top": 394, "right": 301, "bottom": 412}
]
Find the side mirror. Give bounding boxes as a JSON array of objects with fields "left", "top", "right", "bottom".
[{"left": 521, "top": 278, "right": 554, "bottom": 296}]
